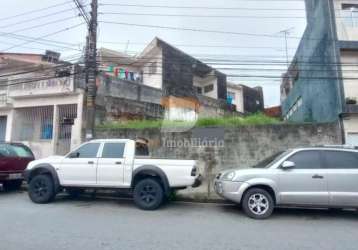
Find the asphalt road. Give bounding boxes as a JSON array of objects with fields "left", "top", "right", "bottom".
[{"left": 1, "top": 190, "right": 357, "bottom": 250}]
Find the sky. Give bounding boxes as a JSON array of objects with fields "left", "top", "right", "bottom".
[{"left": 0, "top": 0, "right": 307, "bottom": 107}]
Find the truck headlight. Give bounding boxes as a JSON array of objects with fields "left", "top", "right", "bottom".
[{"left": 222, "top": 171, "right": 236, "bottom": 181}]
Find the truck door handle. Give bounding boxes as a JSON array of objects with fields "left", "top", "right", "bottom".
[
  {"left": 88, "top": 161, "right": 94, "bottom": 164},
  {"left": 115, "top": 161, "right": 121, "bottom": 165},
  {"left": 312, "top": 174, "right": 324, "bottom": 179}
]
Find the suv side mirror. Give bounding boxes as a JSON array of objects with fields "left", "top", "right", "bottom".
[
  {"left": 281, "top": 161, "right": 295, "bottom": 169},
  {"left": 69, "top": 152, "right": 80, "bottom": 158}
]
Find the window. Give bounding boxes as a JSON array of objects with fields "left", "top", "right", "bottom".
[
  {"left": 287, "top": 150, "right": 321, "bottom": 169},
  {"left": 70, "top": 143, "right": 100, "bottom": 158},
  {"left": 0, "top": 79, "right": 8, "bottom": 92},
  {"left": 252, "top": 150, "right": 291, "bottom": 168},
  {"left": 227, "top": 91, "right": 236, "bottom": 100},
  {"left": 102, "top": 143, "right": 125, "bottom": 158},
  {"left": 342, "top": 4, "right": 358, "bottom": 27},
  {"left": 136, "top": 142, "right": 149, "bottom": 156},
  {"left": 41, "top": 117, "right": 53, "bottom": 140},
  {"left": 0, "top": 144, "right": 34, "bottom": 158},
  {"left": 196, "top": 87, "right": 202, "bottom": 94},
  {"left": 322, "top": 151, "right": 358, "bottom": 169},
  {"left": 204, "top": 84, "right": 214, "bottom": 93},
  {"left": 148, "top": 62, "right": 157, "bottom": 74}
]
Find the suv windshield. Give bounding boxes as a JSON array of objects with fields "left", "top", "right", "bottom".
[{"left": 252, "top": 150, "right": 291, "bottom": 168}]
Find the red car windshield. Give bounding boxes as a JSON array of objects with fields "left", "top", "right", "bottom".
[{"left": 0, "top": 144, "right": 34, "bottom": 158}]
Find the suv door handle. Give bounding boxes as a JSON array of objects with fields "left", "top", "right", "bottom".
[
  {"left": 312, "top": 174, "right": 324, "bottom": 179},
  {"left": 115, "top": 161, "right": 121, "bottom": 165},
  {"left": 88, "top": 161, "right": 94, "bottom": 164}
]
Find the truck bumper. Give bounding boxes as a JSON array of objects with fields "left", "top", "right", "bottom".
[{"left": 192, "top": 174, "right": 202, "bottom": 188}]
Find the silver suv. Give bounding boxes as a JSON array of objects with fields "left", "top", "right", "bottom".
[{"left": 214, "top": 147, "right": 358, "bottom": 219}]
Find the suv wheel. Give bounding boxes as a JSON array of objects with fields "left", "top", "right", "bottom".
[
  {"left": 2, "top": 180, "right": 23, "bottom": 191},
  {"left": 242, "top": 188, "right": 274, "bottom": 219},
  {"left": 133, "top": 178, "right": 164, "bottom": 210},
  {"left": 28, "top": 175, "right": 56, "bottom": 204}
]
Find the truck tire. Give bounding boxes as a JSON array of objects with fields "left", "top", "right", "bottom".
[
  {"left": 28, "top": 174, "right": 56, "bottom": 204},
  {"left": 133, "top": 178, "right": 164, "bottom": 210},
  {"left": 2, "top": 180, "right": 23, "bottom": 191},
  {"left": 242, "top": 188, "right": 274, "bottom": 219}
]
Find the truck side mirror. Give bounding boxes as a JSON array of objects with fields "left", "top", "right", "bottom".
[
  {"left": 281, "top": 161, "right": 295, "bottom": 169},
  {"left": 69, "top": 152, "right": 80, "bottom": 158}
]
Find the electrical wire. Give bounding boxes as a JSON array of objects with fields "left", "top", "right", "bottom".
[
  {"left": 100, "top": 12, "right": 307, "bottom": 19},
  {"left": 0, "top": 31, "right": 82, "bottom": 51},
  {"left": 99, "top": 3, "right": 307, "bottom": 11},
  {"left": 99, "top": 20, "right": 344, "bottom": 43},
  {"left": 97, "top": 40, "right": 297, "bottom": 50},
  {"left": 0, "top": 7, "right": 84, "bottom": 30},
  {"left": 7, "top": 16, "right": 84, "bottom": 35},
  {"left": 1, "top": 23, "right": 85, "bottom": 52},
  {"left": 0, "top": 1, "right": 73, "bottom": 22}
]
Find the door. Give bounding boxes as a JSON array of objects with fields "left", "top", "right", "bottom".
[
  {"left": 322, "top": 150, "right": 358, "bottom": 207},
  {"left": 346, "top": 133, "right": 358, "bottom": 146},
  {"left": 278, "top": 150, "right": 329, "bottom": 206},
  {"left": 97, "top": 142, "right": 126, "bottom": 187},
  {"left": 0, "top": 116, "right": 7, "bottom": 141},
  {"left": 58, "top": 142, "right": 100, "bottom": 186}
]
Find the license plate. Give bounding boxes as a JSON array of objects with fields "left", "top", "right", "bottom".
[{"left": 8, "top": 173, "right": 22, "bottom": 180}]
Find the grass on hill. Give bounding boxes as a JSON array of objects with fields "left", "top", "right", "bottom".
[{"left": 96, "top": 113, "right": 280, "bottom": 130}]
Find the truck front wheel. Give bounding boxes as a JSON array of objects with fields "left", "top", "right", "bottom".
[
  {"left": 133, "top": 178, "right": 164, "bottom": 210},
  {"left": 28, "top": 174, "right": 56, "bottom": 204}
]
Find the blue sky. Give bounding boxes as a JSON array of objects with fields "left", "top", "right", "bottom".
[{"left": 0, "top": 0, "right": 307, "bottom": 107}]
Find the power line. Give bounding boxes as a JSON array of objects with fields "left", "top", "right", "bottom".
[
  {"left": 100, "top": 12, "right": 307, "bottom": 19},
  {"left": 2, "top": 71, "right": 82, "bottom": 88},
  {"left": 99, "top": 21, "right": 337, "bottom": 42},
  {"left": 0, "top": 31, "right": 82, "bottom": 50},
  {"left": 95, "top": 55, "right": 358, "bottom": 67},
  {"left": 0, "top": 1, "right": 72, "bottom": 22},
  {"left": 98, "top": 40, "right": 297, "bottom": 50},
  {"left": 1, "top": 23, "right": 85, "bottom": 52},
  {"left": 0, "top": 7, "right": 82, "bottom": 30},
  {"left": 7, "top": 16, "right": 83, "bottom": 35},
  {"left": 99, "top": 3, "right": 307, "bottom": 11},
  {"left": 73, "top": 0, "right": 90, "bottom": 25},
  {"left": 0, "top": 56, "right": 82, "bottom": 78}
]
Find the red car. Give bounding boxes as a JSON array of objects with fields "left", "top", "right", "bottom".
[{"left": 0, "top": 142, "right": 35, "bottom": 191}]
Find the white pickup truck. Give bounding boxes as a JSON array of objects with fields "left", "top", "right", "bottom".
[{"left": 24, "top": 139, "right": 201, "bottom": 210}]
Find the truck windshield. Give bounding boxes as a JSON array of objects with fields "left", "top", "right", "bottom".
[{"left": 252, "top": 150, "right": 291, "bottom": 168}]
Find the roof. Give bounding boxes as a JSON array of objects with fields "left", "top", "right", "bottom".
[
  {"left": 97, "top": 47, "right": 136, "bottom": 65},
  {"left": 137, "top": 37, "right": 225, "bottom": 76},
  {"left": 293, "top": 146, "right": 358, "bottom": 152}
]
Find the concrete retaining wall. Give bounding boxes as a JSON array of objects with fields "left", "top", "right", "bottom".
[{"left": 96, "top": 122, "right": 342, "bottom": 200}]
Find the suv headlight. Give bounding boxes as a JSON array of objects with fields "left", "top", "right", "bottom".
[{"left": 222, "top": 171, "right": 236, "bottom": 181}]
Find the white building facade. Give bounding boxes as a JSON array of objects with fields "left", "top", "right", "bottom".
[{"left": 0, "top": 75, "right": 85, "bottom": 158}]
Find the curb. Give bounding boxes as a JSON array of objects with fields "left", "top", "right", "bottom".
[{"left": 19, "top": 185, "right": 229, "bottom": 204}]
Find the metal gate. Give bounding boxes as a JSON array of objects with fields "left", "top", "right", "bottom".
[{"left": 56, "top": 104, "right": 77, "bottom": 155}]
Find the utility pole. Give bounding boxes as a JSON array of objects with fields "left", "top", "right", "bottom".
[
  {"left": 74, "top": 0, "right": 98, "bottom": 140},
  {"left": 279, "top": 28, "right": 294, "bottom": 69},
  {"left": 85, "top": 0, "right": 98, "bottom": 140}
]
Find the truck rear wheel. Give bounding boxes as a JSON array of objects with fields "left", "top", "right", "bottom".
[
  {"left": 133, "top": 178, "right": 164, "bottom": 210},
  {"left": 28, "top": 174, "right": 56, "bottom": 204}
]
